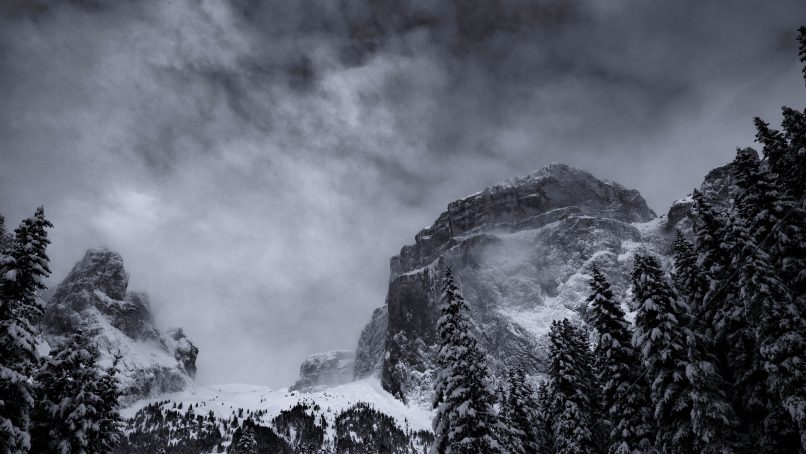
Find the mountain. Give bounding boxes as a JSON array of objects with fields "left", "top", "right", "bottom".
[
  {"left": 290, "top": 350, "right": 355, "bottom": 391},
  {"left": 41, "top": 248, "right": 198, "bottom": 404},
  {"left": 350, "top": 162, "right": 732, "bottom": 404}
]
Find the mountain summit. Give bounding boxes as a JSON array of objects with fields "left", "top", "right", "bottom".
[
  {"left": 42, "top": 248, "right": 198, "bottom": 403},
  {"left": 353, "top": 163, "right": 663, "bottom": 403}
]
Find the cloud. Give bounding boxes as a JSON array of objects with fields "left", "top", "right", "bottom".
[{"left": 1, "top": 0, "right": 804, "bottom": 386}]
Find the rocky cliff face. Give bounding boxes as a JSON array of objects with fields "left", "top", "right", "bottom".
[
  {"left": 42, "top": 249, "right": 198, "bottom": 403},
  {"left": 291, "top": 350, "right": 355, "bottom": 391},
  {"left": 354, "top": 163, "right": 670, "bottom": 404}
]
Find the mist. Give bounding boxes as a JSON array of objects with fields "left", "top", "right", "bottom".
[{"left": 1, "top": 0, "right": 804, "bottom": 387}]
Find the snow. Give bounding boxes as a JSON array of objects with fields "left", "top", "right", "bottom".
[{"left": 121, "top": 376, "right": 434, "bottom": 434}]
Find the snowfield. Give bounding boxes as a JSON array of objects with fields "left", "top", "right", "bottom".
[{"left": 121, "top": 377, "right": 434, "bottom": 436}]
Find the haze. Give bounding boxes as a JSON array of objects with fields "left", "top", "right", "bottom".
[{"left": 1, "top": 0, "right": 805, "bottom": 387}]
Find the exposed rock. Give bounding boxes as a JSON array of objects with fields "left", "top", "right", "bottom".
[
  {"left": 291, "top": 350, "right": 355, "bottom": 391},
  {"left": 353, "top": 306, "right": 388, "bottom": 379},
  {"left": 663, "top": 161, "right": 738, "bottom": 234},
  {"left": 354, "top": 163, "right": 664, "bottom": 404},
  {"left": 42, "top": 248, "right": 197, "bottom": 403}
]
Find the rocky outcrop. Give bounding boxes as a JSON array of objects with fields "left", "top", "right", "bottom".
[
  {"left": 42, "top": 249, "right": 197, "bottom": 403},
  {"left": 291, "top": 350, "right": 355, "bottom": 391},
  {"left": 353, "top": 306, "right": 388, "bottom": 379},
  {"left": 354, "top": 163, "right": 664, "bottom": 404},
  {"left": 663, "top": 160, "right": 739, "bottom": 234}
]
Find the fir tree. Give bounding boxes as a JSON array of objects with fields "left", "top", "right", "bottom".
[
  {"left": 800, "top": 26, "right": 806, "bottom": 85},
  {"left": 673, "top": 230, "right": 744, "bottom": 453},
  {"left": 672, "top": 232, "right": 707, "bottom": 307},
  {"left": 0, "top": 207, "right": 52, "bottom": 453},
  {"left": 631, "top": 254, "right": 696, "bottom": 453},
  {"left": 533, "top": 383, "right": 553, "bottom": 454},
  {"left": 431, "top": 269, "right": 503, "bottom": 454},
  {"left": 547, "top": 319, "right": 598, "bottom": 454},
  {"left": 502, "top": 367, "right": 540, "bottom": 454},
  {"left": 729, "top": 214, "right": 806, "bottom": 450},
  {"left": 30, "top": 331, "right": 122, "bottom": 454},
  {"left": 587, "top": 265, "right": 654, "bottom": 454},
  {"left": 230, "top": 424, "right": 257, "bottom": 454}
]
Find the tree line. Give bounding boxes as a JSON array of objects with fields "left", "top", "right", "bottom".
[{"left": 429, "top": 26, "right": 806, "bottom": 454}]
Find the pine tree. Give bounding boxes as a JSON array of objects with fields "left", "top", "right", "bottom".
[
  {"left": 0, "top": 207, "right": 52, "bottom": 453},
  {"left": 547, "top": 319, "right": 598, "bottom": 454},
  {"left": 431, "top": 269, "right": 503, "bottom": 454},
  {"left": 230, "top": 424, "right": 257, "bottom": 454},
  {"left": 672, "top": 232, "right": 707, "bottom": 307},
  {"left": 673, "top": 231, "right": 744, "bottom": 453},
  {"left": 30, "top": 331, "right": 122, "bottom": 454},
  {"left": 586, "top": 265, "right": 654, "bottom": 454},
  {"left": 729, "top": 214, "right": 806, "bottom": 450},
  {"left": 533, "top": 383, "right": 553, "bottom": 454},
  {"left": 502, "top": 367, "right": 540, "bottom": 454},
  {"left": 800, "top": 26, "right": 806, "bottom": 85},
  {"left": 631, "top": 254, "right": 696, "bottom": 453}
]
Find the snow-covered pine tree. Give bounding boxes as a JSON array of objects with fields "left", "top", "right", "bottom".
[
  {"left": 672, "top": 231, "right": 745, "bottom": 452},
  {"left": 547, "top": 318, "right": 598, "bottom": 454},
  {"left": 800, "top": 26, "right": 806, "bottom": 85},
  {"left": 631, "top": 254, "right": 696, "bottom": 453},
  {"left": 728, "top": 212, "right": 806, "bottom": 451},
  {"left": 690, "top": 190, "right": 736, "bottom": 330},
  {"left": 0, "top": 207, "right": 52, "bottom": 453},
  {"left": 672, "top": 232, "right": 707, "bottom": 308},
  {"left": 30, "top": 331, "right": 122, "bottom": 454},
  {"left": 502, "top": 367, "right": 540, "bottom": 454},
  {"left": 586, "top": 265, "right": 654, "bottom": 454},
  {"left": 732, "top": 147, "right": 806, "bottom": 294},
  {"left": 0, "top": 215, "right": 12, "bottom": 252},
  {"left": 230, "top": 424, "right": 258, "bottom": 454},
  {"left": 431, "top": 268, "right": 503, "bottom": 454},
  {"left": 533, "top": 383, "right": 553, "bottom": 454}
]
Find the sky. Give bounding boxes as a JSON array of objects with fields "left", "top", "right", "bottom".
[{"left": 1, "top": 0, "right": 805, "bottom": 387}]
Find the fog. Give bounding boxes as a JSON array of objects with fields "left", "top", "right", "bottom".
[{"left": 1, "top": 0, "right": 804, "bottom": 387}]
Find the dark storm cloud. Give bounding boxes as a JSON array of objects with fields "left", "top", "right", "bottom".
[{"left": 1, "top": 0, "right": 804, "bottom": 386}]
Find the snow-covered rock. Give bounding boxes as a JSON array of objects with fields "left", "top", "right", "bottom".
[
  {"left": 354, "top": 163, "right": 680, "bottom": 404},
  {"left": 42, "top": 248, "right": 197, "bottom": 404},
  {"left": 291, "top": 350, "right": 356, "bottom": 391}
]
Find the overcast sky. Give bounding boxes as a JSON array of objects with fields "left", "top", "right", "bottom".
[{"left": 1, "top": 0, "right": 805, "bottom": 387}]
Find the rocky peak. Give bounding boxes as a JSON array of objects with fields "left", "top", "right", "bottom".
[
  {"left": 352, "top": 163, "right": 663, "bottom": 404},
  {"left": 42, "top": 249, "right": 197, "bottom": 403},
  {"left": 51, "top": 248, "right": 129, "bottom": 302},
  {"left": 391, "top": 163, "right": 656, "bottom": 278},
  {"left": 291, "top": 350, "right": 356, "bottom": 391}
]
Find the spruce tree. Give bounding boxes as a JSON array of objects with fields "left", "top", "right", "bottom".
[
  {"left": 431, "top": 269, "right": 503, "bottom": 454},
  {"left": 533, "top": 383, "right": 553, "bottom": 454},
  {"left": 0, "top": 207, "right": 52, "bottom": 453},
  {"left": 800, "top": 26, "right": 806, "bottom": 85},
  {"left": 673, "top": 231, "right": 744, "bottom": 452},
  {"left": 587, "top": 265, "right": 654, "bottom": 454},
  {"left": 631, "top": 254, "right": 696, "bottom": 452},
  {"left": 230, "top": 424, "right": 257, "bottom": 454},
  {"left": 503, "top": 367, "right": 540, "bottom": 454},
  {"left": 730, "top": 214, "right": 806, "bottom": 451},
  {"left": 547, "top": 318, "right": 598, "bottom": 454},
  {"left": 30, "top": 331, "right": 122, "bottom": 453}
]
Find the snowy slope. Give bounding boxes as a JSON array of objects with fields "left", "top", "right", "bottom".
[{"left": 121, "top": 377, "right": 432, "bottom": 435}]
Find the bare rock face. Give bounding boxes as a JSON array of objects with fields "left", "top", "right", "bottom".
[
  {"left": 291, "top": 350, "right": 355, "bottom": 391},
  {"left": 42, "top": 249, "right": 197, "bottom": 404},
  {"left": 662, "top": 160, "right": 739, "bottom": 234},
  {"left": 353, "top": 306, "right": 388, "bottom": 379},
  {"left": 354, "top": 163, "right": 662, "bottom": 404}
]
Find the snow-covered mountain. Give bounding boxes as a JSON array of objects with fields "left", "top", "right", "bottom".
[
  {"left": 104, "top": 160, "right": 735, "bottom": 451},
  {"left": 42, "top": 248, "right": 198, "bottom": 404},
  {"left": 349, "top": 162, "right": 732, "bottom": 404}
]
